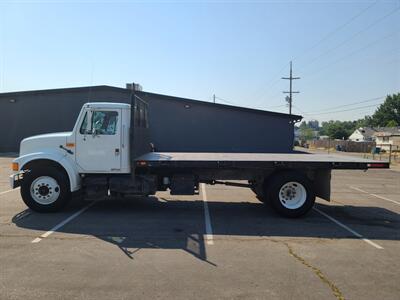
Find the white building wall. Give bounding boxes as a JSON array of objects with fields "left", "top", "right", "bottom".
[
  {"left": 376, "top": 136, "right": 397, "bottom": 151},
  {"left": 348, "top": 130, "right": 365, "bottom": 142}
]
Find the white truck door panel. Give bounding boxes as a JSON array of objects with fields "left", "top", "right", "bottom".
[{"left": 76, "top": 109, "right": 122, "bottom": 172}]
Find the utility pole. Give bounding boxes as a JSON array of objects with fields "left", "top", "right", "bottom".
[
  {"left": 213, "top": 94, "right": 216, "bottom": 104},
  {"left": 282, "top": 61, "right": 300, "bottom": 114}
]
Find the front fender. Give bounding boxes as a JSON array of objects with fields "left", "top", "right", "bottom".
[{"left": 14, "top": 151, "right": 81, "bottom": 192}]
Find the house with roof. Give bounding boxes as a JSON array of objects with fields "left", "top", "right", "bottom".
[
  {"left": 374, "top": 127, "right": 400, "bottom": 151},
  {"left": 348, "top": 127, "right": 377, "bottom": 142}
]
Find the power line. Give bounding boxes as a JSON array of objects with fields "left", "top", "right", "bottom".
[
  {"left": 263, "top": 90, "right": 288, "bottom": 104},
  {"left": 292, "top": 0, "right": 379, "bottom": 64},
  {"left": 253, "top": 1, "right": 380, "bottom": 105},
  {"left": 303, "top": 96, "right": 386, "bottom": 114},
  {"left": 298, "top": 5, "right": 400, "bottom": 72},
  {"left": 303, "top": 103, "right": 382, "bottom": 116},
  {"left": 251, "top": 63, "right": 288, "bottom": 103},
  {"left": 303, "top": 30, "right": 400, "bottom": 78},
  {"left": 264, "top": 104, "right": 287, "bottom": 109},
  {"left": 292, "top": 105, "right": 306, "bottom": 115},
  {"left": 215, "top": 4, "right": 397, "bottom": 112},
  {"left": 214, "top": 95, "right": 237, "bottom": 105}
]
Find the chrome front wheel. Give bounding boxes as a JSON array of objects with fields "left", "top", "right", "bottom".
[
  {"left": 21, "top": 166, "right": 71, "bottom": 212},
  {"left": 30, "top": 176, "right": 61, "bottom": 205}
]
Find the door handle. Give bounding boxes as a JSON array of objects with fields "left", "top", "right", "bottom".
[{"left": 115, "top": 148, "right": 120, "bottom": 155}]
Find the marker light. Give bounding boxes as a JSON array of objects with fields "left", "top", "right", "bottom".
[{"left": 12, "top": 162, "right": 19, "bottom": 171}]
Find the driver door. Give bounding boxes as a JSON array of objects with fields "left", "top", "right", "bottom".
[{"left": 76, "top": 109, "right": 122, "bottom": 172}]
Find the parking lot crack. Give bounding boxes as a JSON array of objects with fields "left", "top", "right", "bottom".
[{"left": 284, "top": 242, "right": 345, "bottom": 300}]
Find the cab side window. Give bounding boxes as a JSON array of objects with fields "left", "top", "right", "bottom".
[
  {"left": 79, "top": 112, "right": 89, "bottom": 134},
  {"left": 91, "top": 111, "right": 118, "bottom": 135}
]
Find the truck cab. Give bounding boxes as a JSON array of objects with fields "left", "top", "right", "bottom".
[
  {"left": 10, "top": 101, "right": 147, "bottom": 212},
  {"left": 72, "top": 102, "right": 131, "bottom": 174}
]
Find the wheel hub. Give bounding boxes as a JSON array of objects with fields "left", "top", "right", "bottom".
[
  {"left": 30, "top": 176, "right": 61, "bottom": 205},
  {"left": 284, "top": 187, "right": 296, "bottom": 199},
  {"left": 279, "top": 181, "right": 307, "bottom": 209},
  {"left": 38, "top": 185, "right": 50, "bottom": 196}
]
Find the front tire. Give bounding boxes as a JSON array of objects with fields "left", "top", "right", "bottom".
[
  {"left": 20, "top": 167, "right": 71, "bottom": 212},
  {"left": 264, "top": 171, "right": 315, "bottom": 218}
]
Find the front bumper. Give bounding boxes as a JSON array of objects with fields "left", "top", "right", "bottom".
[{"left": 9, "top": 172, "right": 24, "bottom": 189}]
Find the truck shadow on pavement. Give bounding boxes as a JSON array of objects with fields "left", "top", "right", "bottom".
[{"left": 12, "top": 197, "right": 400, "bottom": 264}]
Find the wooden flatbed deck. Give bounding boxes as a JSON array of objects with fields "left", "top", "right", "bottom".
[{"left": 135, "top": 152, "right": 390, "bottom": 170}]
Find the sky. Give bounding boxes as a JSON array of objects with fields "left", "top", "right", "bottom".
[{"left": 0, "top": 0, "right": 399, "bottom": 122}]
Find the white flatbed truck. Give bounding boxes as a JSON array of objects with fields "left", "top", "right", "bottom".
[{"left": 10, "top": 94, "right": 389, "bottom": 217}]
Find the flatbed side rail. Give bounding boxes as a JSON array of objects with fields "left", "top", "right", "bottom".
[{"left": 134, "top": 160, "right": 390, "bottom": 170}]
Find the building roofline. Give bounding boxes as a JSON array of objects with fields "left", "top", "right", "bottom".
[
  {"left": 0, "top": 85, "right": 302, "bottom": 120},
  {"left": 137, "top": 91, "right": 302, "bottom": 120},
  {"left": 0, "top": 85, "right": 128, "bottom": 97},
  {"left": 375, "top": 132, "right": 400, "bottom": 137}
]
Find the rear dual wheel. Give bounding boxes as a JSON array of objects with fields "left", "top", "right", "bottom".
[{"left": 262, "top": 171, "right": 315, "bottom": 218}]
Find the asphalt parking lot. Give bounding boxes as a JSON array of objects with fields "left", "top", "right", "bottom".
[{"left": 1, "top": 155, "right": 399, "bottom": 300}]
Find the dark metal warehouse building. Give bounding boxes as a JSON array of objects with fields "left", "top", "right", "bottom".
[{"left": 0, "top": 85, "right": 301, "bottom": 153}]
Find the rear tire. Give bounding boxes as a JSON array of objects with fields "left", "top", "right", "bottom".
[
  {"left": 264, "top": 171, "right": 315, "bottom": 218},
  {"left": 20, "top": 167, "right": 71, "bottom": 213}
]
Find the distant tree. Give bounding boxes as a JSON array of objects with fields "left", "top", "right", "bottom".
[
  {"left": 321, "top": 121, "right": 351, "bottom": 139},
  {"left": 299, "top": 121, "right": 308, "bottom": 129},
  {"left": 299, "top": 127, "right": 314, "bottom": 141},
  {"left": 386, "top": 120, "right": 398, "bottom": 127},
  {"left": 302, "top": 94, "right": 399, "bottom": 139},
  {"left": 355, "top": 115, "right": 374, "bottom": 128},
  {"left": 329, "top": 124, "right": 349, "bottom": 139},
  {"left": 371, "top": 93, "right": 400, "bottom": 126},
  {"left": 319, "top": 123, "right": 327, "bottom": 136},
  {"left": 307, "top": 120, "right": 319, "bottom": 130}
]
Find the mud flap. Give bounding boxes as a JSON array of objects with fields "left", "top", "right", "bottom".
[{"left": 313, "top": 169, "right": 331, "bottom": 201}]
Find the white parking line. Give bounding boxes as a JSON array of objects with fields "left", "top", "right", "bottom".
[
  {"left": 0, "top": 187, "right": 19, "bottom": 195},
  {"left": 201, "top": 183, "right": 214, "bottom": 245},
  {"left": 313, "top": 207, "right": 383, "bottom": 249},
  {"left": 350, "top": 186, "right": 400, "bottom": 206},
  {"left": 31, "top": 201, "right": 96, "bottom": 243}
]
